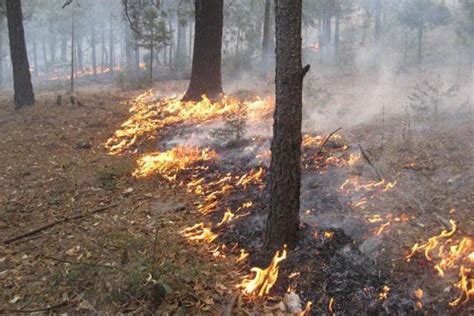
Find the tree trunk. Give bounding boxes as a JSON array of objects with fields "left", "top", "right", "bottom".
[
  {"left": 417, "top": 24, "right": 423, "bottom": 64},
  {"left": 176, "top": 4, "right": 187, "bottom": 76},
  {"left": 42, "top": 36, "right": 48, "bottom": 71},
  {"left": 77, "top": 36, "right": 83, "bottom": 73},
  {"left": 334, "top": 13, "right": 340, "bottom": 60},
  {"left": 91, "top": 22, "right": 97, "bottom": 77},
  {"left": 70, "top": 0, "right": 75, "bottom": 94},
  {"left": 261, "top": 0, "right": 272, "bottom": 73},
  {"left": 33, "top": 36, "right": 38, "bottom": 76},
  {"left": 0, "top": 15, "right": 4, "bottom": 87},
  {"left": 188, "top": 21, "right": 193, "bottom": 61},
  {"left": 265, "top": 0, "right": 308, "bottom": 250},
  {"left": 101, "top": 20, "right": 106, "bottom": 72},
  {"left": 109, "top": 14, "right": 114, "bottom": 73},
  {"left": 6, "top": 0, "right": 35, "bottom": 107},
  {"left": 374, "top": 0, "right": 382, "bottom": 66},
  {"left": 168, "top": 19, "right": 173, "bottom": 68},
  {"left": 50, "top": 31, "right": 56, "bottom": 64},
  {"left": 183, "top": 0, "right": 223, "bottom": 101}
]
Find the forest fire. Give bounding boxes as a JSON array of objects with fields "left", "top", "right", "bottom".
[
  {"left": 239, "top": 245, "right": 288, "bottom": 297},
  {"left": 181, "top": 222, "right": 218, "bottom": 243},
  {"left": 105, "top": 92, "right": 273, "bottom": 155},
  {"left": 406, "top": 219, "right": 473, "bottom": 306},
  {"left": 133, "top": 146, "right": 217, "bottom": 179}
]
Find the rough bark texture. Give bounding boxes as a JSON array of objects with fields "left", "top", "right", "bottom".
[
  {"left": 265, "top": 0, "right": 308, "bottom": 250},
  {"left": 6, "top": 0, "right": 35, "bottom": 108},
  {"left": 182, "top": 0, "right": 223, "bottom": 101}
]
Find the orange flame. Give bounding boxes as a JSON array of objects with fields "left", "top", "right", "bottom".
[
  {"left": 239, "top": 245, "right": 288, "bottom": 297},
  {"left": 181, "top": 223, "right": 218, "bottom": 243},
  {"left": 133, "top": 146, "right": 217, "bottom": 179}
]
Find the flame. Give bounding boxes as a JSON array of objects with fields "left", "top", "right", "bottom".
[
  {"left": 340, "top": 176, "right": 396, "bottom": 194},
  {"left": 133, "top": 146, "right": 217, "bottom": 179},
  {"left": 324, "top": 231, "right": 335, "bottom": 239},
  {"left": 406, "top": 219, "right": 473, "bottom": 306},
  {"left": 239, "top": 245, "right": 288, "bottom": 297},
  {"left": 374, "top": 222, "right": 391, "bottom": 236},
  {"left": 406, "top": 220, "right": 457, "bottom": 262},
  {"left": 106, "top": 93, "right": 273, "bottom": 155},
  {"left": 217, "top": 209, "right": 235, "bottom": 226},
  {"left": 328, "top": 297, "right": 335, "bottom": 314},
  {"left": 379, "top": 285, "right": 390, "bottom": 300},
  {"left": 181, "top": 223, "right": 218, "bottom": 243},
  {"left": 449, "top": 266, "right": 473, "bottom": 306},
  {"left": 236, "top": 249, "right": 249, "bottom": 264},
  {"left": 415, "top": 288, "right": 423, "bottom": 300},
  {"left": 298, "top": 301, "right": 313, "bottom": 316},
  {"left": 236, "top": 167, "right": 264, "bottom": 187}
]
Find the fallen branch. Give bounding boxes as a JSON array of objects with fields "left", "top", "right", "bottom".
[
  {"left": 358, "top": 144, "right": 382, "bottom": 181},
  {"left": 316, "top": 127, "right": 342, "bottom": 157},
  {"left": 0, "top": 301, "right": 68, "bottom": 314},
  {"left": 3, "top": 203, "right": 119, "bottom": 244}
]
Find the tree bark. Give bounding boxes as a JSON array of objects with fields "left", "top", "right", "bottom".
[
  {"left": 182, "top": 0, "right": 223, "bottom": 101},
  {"left": 33, "top": 36, "right": 38, "bottom": 76},
  {"left": 91, "top": 22, "right": 97, "bottom": 77},
  {"left": 0, "top": 15, "right": 4, "bottom": 88},
  {"left": 6, "top": 0, "right": 35, "bottom": 107},
  {"left": 261, "top": 0, "right": 272, "bottom": 73},
  {"left": 334, "top": 13, "right": 340, "bottom": 60},
  {"left": 176, "top": 3, "right": 187, "bottom": 76},
  {"left": 109, "top": 13, "right": 115, "bottom": 73},
  {"left": 265, "top": 0, "right": 308, "bottom": 250}
]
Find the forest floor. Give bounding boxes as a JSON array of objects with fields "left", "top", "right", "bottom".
[
  {"left": 0, "top": 86, "right": 240, "bottom": 314},
  {"left": 0, "top": 79, "right": 473, "bottom": 314}
]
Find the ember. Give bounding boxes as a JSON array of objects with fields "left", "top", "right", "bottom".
[{"left": 181, "top": 222, "right": 218, "bottom": 243}]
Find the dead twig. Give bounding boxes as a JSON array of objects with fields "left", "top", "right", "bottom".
[
  {"left": 3, "top": 203, "right": 120, "bottom": 244},
  {"left": 316, "top": 127, "right": 342, "bottom": 157},
  {"left": 358, "top": 144, "right": 382, "bottom": 181},
  {"left": 0, "top": 301, "right": 69, "bottom": 314}
]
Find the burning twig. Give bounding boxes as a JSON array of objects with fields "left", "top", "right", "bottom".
[{"left": 316, "top": 127, "right": 342, "bottom": 157}]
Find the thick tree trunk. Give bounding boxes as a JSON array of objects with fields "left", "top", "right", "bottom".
[
  {"left": 261, "top": 0, "right": 272, "bottom": 72},
  {"left": 265, "top": 0, "right": 308, "bottom": 250},
  {"left": 188, "top": 21, "right": 193, "bottom": 61},
  {"left": 6, "top": 0, "right": 35, "bottom": 107},
  {"left": 183, "top": 0, "right": 223, "bottom": 101}
]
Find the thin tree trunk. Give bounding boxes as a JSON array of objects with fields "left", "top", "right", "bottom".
[
  {"left": 168, "top": 19, "right": 173, "bottom": 68},
  {"left": 91, "top": 22, "right": 97, "bottom": 77},
  {"left": 176, "top": 3, "right": 187, "bottom": 76},
  {"left": 33, "top": 36, "right": 38, "bottom": 76},
  {"left": 261, "top": 0, "right": 272, "bottom": 73},
  {"left": 61, "top": 34, "right": 67, "bottom": 61},
  {"left": 70, "top": 0, "right": 75, "bottom": 95},
  {"left": 0, "top": 15, "right": 4, "bottom": 87},
  {"left": 42, "top": 35, "right": 48, "bottom": 72},
  {"left": 265, "top": 0, "right": 309, "bottom": 250},
  {"left": 101, "top": 20, "right": 106, "bottom": 72},
  {"left": 109, "top": 14, "right": 114, "bottom": 73},
  {"left": 334, "top": 13, "right": 340, "bottom": 61},
  {"left": 77, "top": 36, "right": 83, "bottom": 73},
  {"left": 182, "top": 0, "right": 223, "bottom": 101},
  {"left": 6, "top": 0, "right": 35, "bottom": 107},
  {"left": 417, "top": 24, "right": 423, "bottom": 64}
]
